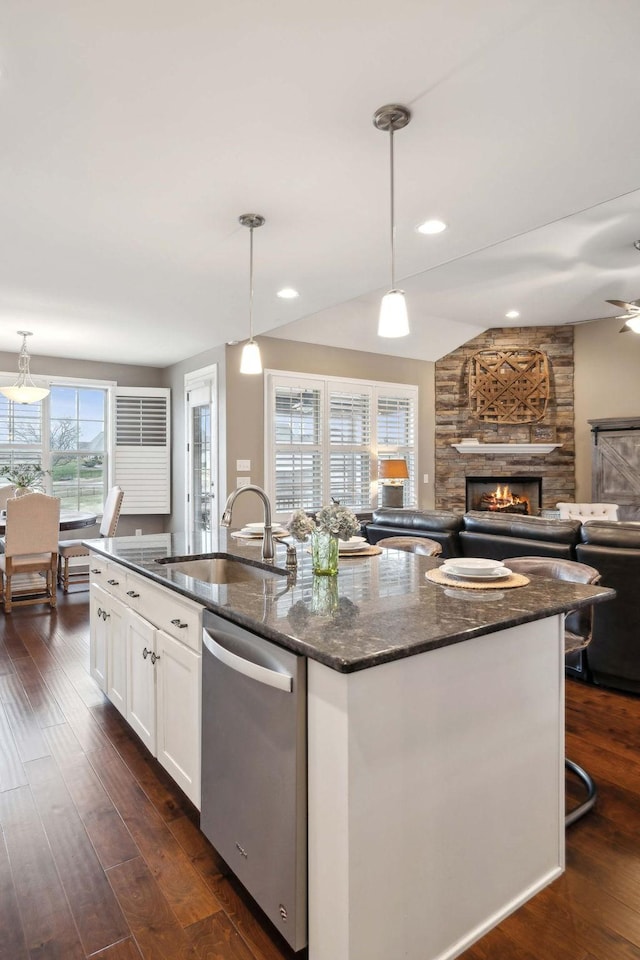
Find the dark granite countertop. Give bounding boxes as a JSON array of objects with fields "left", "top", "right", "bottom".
[{"left": 84, "top": 532, "right": 615, "bottom": 674}]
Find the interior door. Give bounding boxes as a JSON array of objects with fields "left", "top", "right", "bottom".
[{"left": 185, "top": 368, "right": 218, "bottom": 553}]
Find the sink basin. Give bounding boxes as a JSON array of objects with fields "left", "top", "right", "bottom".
[{"left": 155, "top": 553, "right": 288, "bottom": 585}]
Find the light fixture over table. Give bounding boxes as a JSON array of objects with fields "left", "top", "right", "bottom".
[
  {"left": 373, "top": 104, "right": 411, "bottom": 338},
  {"left": 239, "top": 213, "right": 265, "bottom": 375},
  {"left": 0, "top": 331, "right": 50, "bottom": 404}
]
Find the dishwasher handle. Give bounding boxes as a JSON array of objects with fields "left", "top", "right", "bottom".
[{"left": 203, "top": 629, "right": 293, "bottom": 692}]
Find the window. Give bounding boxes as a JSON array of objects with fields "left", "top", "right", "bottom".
[
  {"left": 0, "top": 381, "right": 111, "bottom": 511},
  {"left": 49, "top": 386, "right": 108, "bottom": 511},
  {"left": 265, "top": 371, "right": 418, "bottom": 519}
]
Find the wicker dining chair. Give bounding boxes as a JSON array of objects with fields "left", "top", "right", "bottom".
[{"left": 0, "top": 492, "right": 60, "bottom": 613}]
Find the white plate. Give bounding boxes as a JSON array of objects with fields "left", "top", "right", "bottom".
[
  {"left": 245, "top": 521, "right": 289, "bottom": 532},
  {"left": 445, "top": 557, "right": 503, "bottom": 575},
  {"left": 240, "top": 526, "right": 287, "bottom": 537},
  {"left": 339, "top": 543, "right": 369, "bottom": 554},
  {"left": 338, "top": 536, "right": 366, "bottom": 549},
  {"left": 441, "top": 564, "right": 512, "bottom": 581}
]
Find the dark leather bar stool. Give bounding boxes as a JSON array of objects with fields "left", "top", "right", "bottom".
[{"left": 507, "top": 556, "right": 601, "bottom": 826}]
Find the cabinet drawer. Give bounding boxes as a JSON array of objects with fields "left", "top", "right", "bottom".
[
  {"left": 136, "top": 580, "right": 202, "bottom": 652},
  {"left": 89, "top": 555, "right": 110, "bottom": 583}
]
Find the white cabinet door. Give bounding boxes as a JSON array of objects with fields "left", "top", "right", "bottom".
[
  {"left": 106, "top": 595, "right": 128, "bottom": 716},
  {"left": 89, "top": 584, "right": 110, "bottom": 692},
  {"left": 126, "top": 609, "right": 157, "bottom": 753},
  {"left": 155, "top": 628, "right": 202, "bottom": 808}
]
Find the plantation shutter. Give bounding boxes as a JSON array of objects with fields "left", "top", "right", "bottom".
[
  {"left": 114, "top": 388, "right": 171, "bottom": 513},
  {"left": 328, "top": 388, "right": 372, "bottom": 509},
  {"left": 377, "top": 392, "right": 416, "bottom": 506},
  {"left": 273, "top": 382, "right": 322, "bottom": 514}
]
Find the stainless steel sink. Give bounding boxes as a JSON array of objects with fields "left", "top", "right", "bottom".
[{"left": 155, "top": 553, "right": 288, "bottom": 585}]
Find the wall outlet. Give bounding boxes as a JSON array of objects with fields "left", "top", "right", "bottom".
[
  {"left": 135, "top": 528, "right": 142, "bottom": 536},
  {"left": 236, "top": 459, "right": 251, "bottom": 471},
  {"left": 423, "top": 474, "right": 429, "bottom": 484},
  {"left": 236, "top": 476, "right": 251, "bottom": 487}
]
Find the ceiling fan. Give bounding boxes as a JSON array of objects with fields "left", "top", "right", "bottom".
[{"left": 606, "top": 299, "right": 640, "bottom": 333}]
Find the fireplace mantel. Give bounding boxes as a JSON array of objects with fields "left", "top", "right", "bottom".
[{"left": 452, "top": 442, "right": 563, "bottom": 455}]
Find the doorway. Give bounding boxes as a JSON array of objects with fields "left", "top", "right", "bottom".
[{"left": 185, "top": 365, "right": 218, "bottom": 553}]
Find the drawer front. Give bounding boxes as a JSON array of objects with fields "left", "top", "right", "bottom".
[
  {"left": 103, "top": 564, "right": 128, "bottom": 601},
  {"left": 136, "top": 580, "right": 202, "bottom": 652},
  {"left": 89, "top": 555, "right": 110, "bottom": 584}
]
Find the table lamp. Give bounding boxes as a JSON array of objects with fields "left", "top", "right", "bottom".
[{"left": 378, "top": 458, "right": 409, "bottom": 508}]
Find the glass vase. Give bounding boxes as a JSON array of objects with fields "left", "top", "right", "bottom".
[
  {"left": 311, "top": 574, "right": 340, "bottom": 616},
  {"left": 311, "top": 530, "right": 339, "bottom": 576}
]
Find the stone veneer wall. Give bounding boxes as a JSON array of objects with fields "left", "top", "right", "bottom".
[{"left": 435, "top": 326, "right": 575, "bottom": 512}]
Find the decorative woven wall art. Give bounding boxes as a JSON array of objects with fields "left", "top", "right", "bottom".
[{"left": 468, "top": 349, "right": 550, "bottom": 423}]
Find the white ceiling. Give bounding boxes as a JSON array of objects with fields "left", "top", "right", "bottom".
[{"left": 2, "top": 0, "right": 640, "bottom": 368}]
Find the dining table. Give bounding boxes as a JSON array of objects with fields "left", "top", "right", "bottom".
[{"left": 0, "top": 509, "right": 98, "bottom": 536}]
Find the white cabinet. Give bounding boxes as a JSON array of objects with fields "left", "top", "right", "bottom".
[
  {"left": 126, "top": 609, "right": 157, "bottom": 752},
  {"left": 89, "top": 556, "right": 203, "bottom": 808},
  {"left": 155, "top": 627, "right": 201, "bottom": 801},
  {"left": 89, "top": 584, "right": 109, "bottom": 691}
]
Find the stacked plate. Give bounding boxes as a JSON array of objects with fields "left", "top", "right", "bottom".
[
  {"left": 338, "top": 536, "right": 368, "bottom": 554},
  {"left": 440, "top": 557, "right": 511, "bottom": 580},
  {"left": 237, "top": 521, "right": 288, "bottom": 538}
]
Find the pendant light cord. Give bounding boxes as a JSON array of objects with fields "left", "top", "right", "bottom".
[
  {"left": 248, "top": 225, "right": 255, "bottom": 342},
  {"left": 389, "top": 126, "right": 396, "bottom": 290}
]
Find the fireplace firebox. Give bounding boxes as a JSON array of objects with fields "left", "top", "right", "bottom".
[{"left": 466, "top": 476, "right": 542, "bottom": 516}]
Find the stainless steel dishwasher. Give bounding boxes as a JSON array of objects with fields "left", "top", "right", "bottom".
[{"left": 201, "top": 611, "right": 307, "bottom": 951}]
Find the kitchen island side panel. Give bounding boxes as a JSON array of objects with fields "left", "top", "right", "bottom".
[{"left": 307, "top": 615, "right": 565, "bottom": 960}]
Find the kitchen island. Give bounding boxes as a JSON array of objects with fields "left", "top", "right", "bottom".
[{"left": 85, "top": 532, "right": 613, "bottom": 960}]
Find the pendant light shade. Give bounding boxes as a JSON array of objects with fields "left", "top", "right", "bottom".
[
  {"left": 0, "top": 331, "right": 50, "bottom": 404},
  {"left": 379, "top": 290, "right": 409, "bottom": 338},
  {"left": 240, "top": 339, "right": 263, "bottom": 374},
  {"left": 373, "top": 104, "right": 411, "bottom": 338},
  {"left": 238, "top": 213, "right": 265, "bottom": 375}
]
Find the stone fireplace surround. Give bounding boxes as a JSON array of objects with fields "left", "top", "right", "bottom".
[{"left": 435, "top": 326, "right": 575, "bottom": 513}]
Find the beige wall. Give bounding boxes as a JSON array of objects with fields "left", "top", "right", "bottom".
[
  {"left": 0, "top": 350, "right": 166, "bottom": 536},
  {"left": 224, "top": 336, "right": 435, "bottom": 529},
  {"left": 574, "top": 317, "right": 640, "bottom": 499}
]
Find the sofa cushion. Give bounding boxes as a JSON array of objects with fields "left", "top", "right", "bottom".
[{"left": 579, "top": 519, "right": 640, "bottom": 548}]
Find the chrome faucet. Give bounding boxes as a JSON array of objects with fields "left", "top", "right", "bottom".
[{"left": 221, "top": 484, "right": 275, "bottom": 563}]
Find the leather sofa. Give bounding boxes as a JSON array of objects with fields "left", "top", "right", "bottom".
[
  {"left": 365, "top": 508, "right": 463, "bottom": 558},
  {"left": 365, "top": 507, "right": 639, "bottom": 694},
  {"left": 576, "top": 521, "right": 640, "bottom": 694}
]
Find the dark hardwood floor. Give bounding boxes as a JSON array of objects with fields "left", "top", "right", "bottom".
[{"left": 1, "top": 592, "right": 640, "bottom": 959}]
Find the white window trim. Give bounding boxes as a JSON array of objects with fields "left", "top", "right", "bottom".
[{"left": 264, "top": 368, "right": 418, "bottom": 520}]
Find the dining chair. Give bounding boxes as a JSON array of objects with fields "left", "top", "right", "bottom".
[
  {"left": 507, "top": 556, "right": 602, "bottom": 826},
  {"left": 57, "top": 485, "right": 124, "bottom": 592},
  {"left": 0, "top": 484, "right": 18, "bottom": 511},
  {"left": 376, "top": 536, "right": 443, "bottom": 557},
  {"left": 0, "top": 492, "right": 60, "bottom": 613}
]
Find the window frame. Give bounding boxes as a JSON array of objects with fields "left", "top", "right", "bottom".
[
  {"left": 264, "top": 369, "right": 419, "bottom": 521},
  {"left": 0, "top": 371, "right": 116, "bottom": 512}
]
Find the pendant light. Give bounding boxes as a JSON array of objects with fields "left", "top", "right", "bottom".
[
  {"left": 239, "top": 213, "right": 265, "bottom": 374},
  {"left": 0, "top": 331, "right": 50, "bottom": 404},
  {"left": 373, "top": 104, "right": 411, "bottom": 338}
]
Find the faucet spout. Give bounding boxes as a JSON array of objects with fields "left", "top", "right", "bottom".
[{"left": 220, "top": 484, "right": 275, "bottom": 563}]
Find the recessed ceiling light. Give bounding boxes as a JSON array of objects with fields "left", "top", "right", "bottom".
[
  {"left": 505, "top": 310, "right": 520, "bottom": 319},
  {"left": 416, "top": 219, "right": 447, "bottom": 235},
  {"left": 277, "top": 287, "right": 299, "bottom": 299}
]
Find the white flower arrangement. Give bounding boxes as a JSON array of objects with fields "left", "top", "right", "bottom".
[{"left": 288, "top": 504, "right": 361, "bottom": 542}]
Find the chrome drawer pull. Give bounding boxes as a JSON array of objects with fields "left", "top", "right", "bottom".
[
  {"left": 91, "top": 568, "right": 101, "bottom": 574},
  {"left": 126, "top": 590, "right": 140, "bottom": 598},
  {"left": 107, "top": 579, "right": 120, "bottom": 586},
  {"left": 150, "top": 651, "right": 161, "bottom": 665},
  {"left": 170, "top": 618, "right": 188, "bottom": 629},
  {"left": 98, "top": 608, "right": 109, "bottom": 621},
  {"left": 142, "top": 647, "right": 151, "bottom": 659}
]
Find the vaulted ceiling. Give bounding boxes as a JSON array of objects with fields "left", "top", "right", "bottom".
[{"left": 2, "top": 0, "right": 640, "bottom": 367}]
